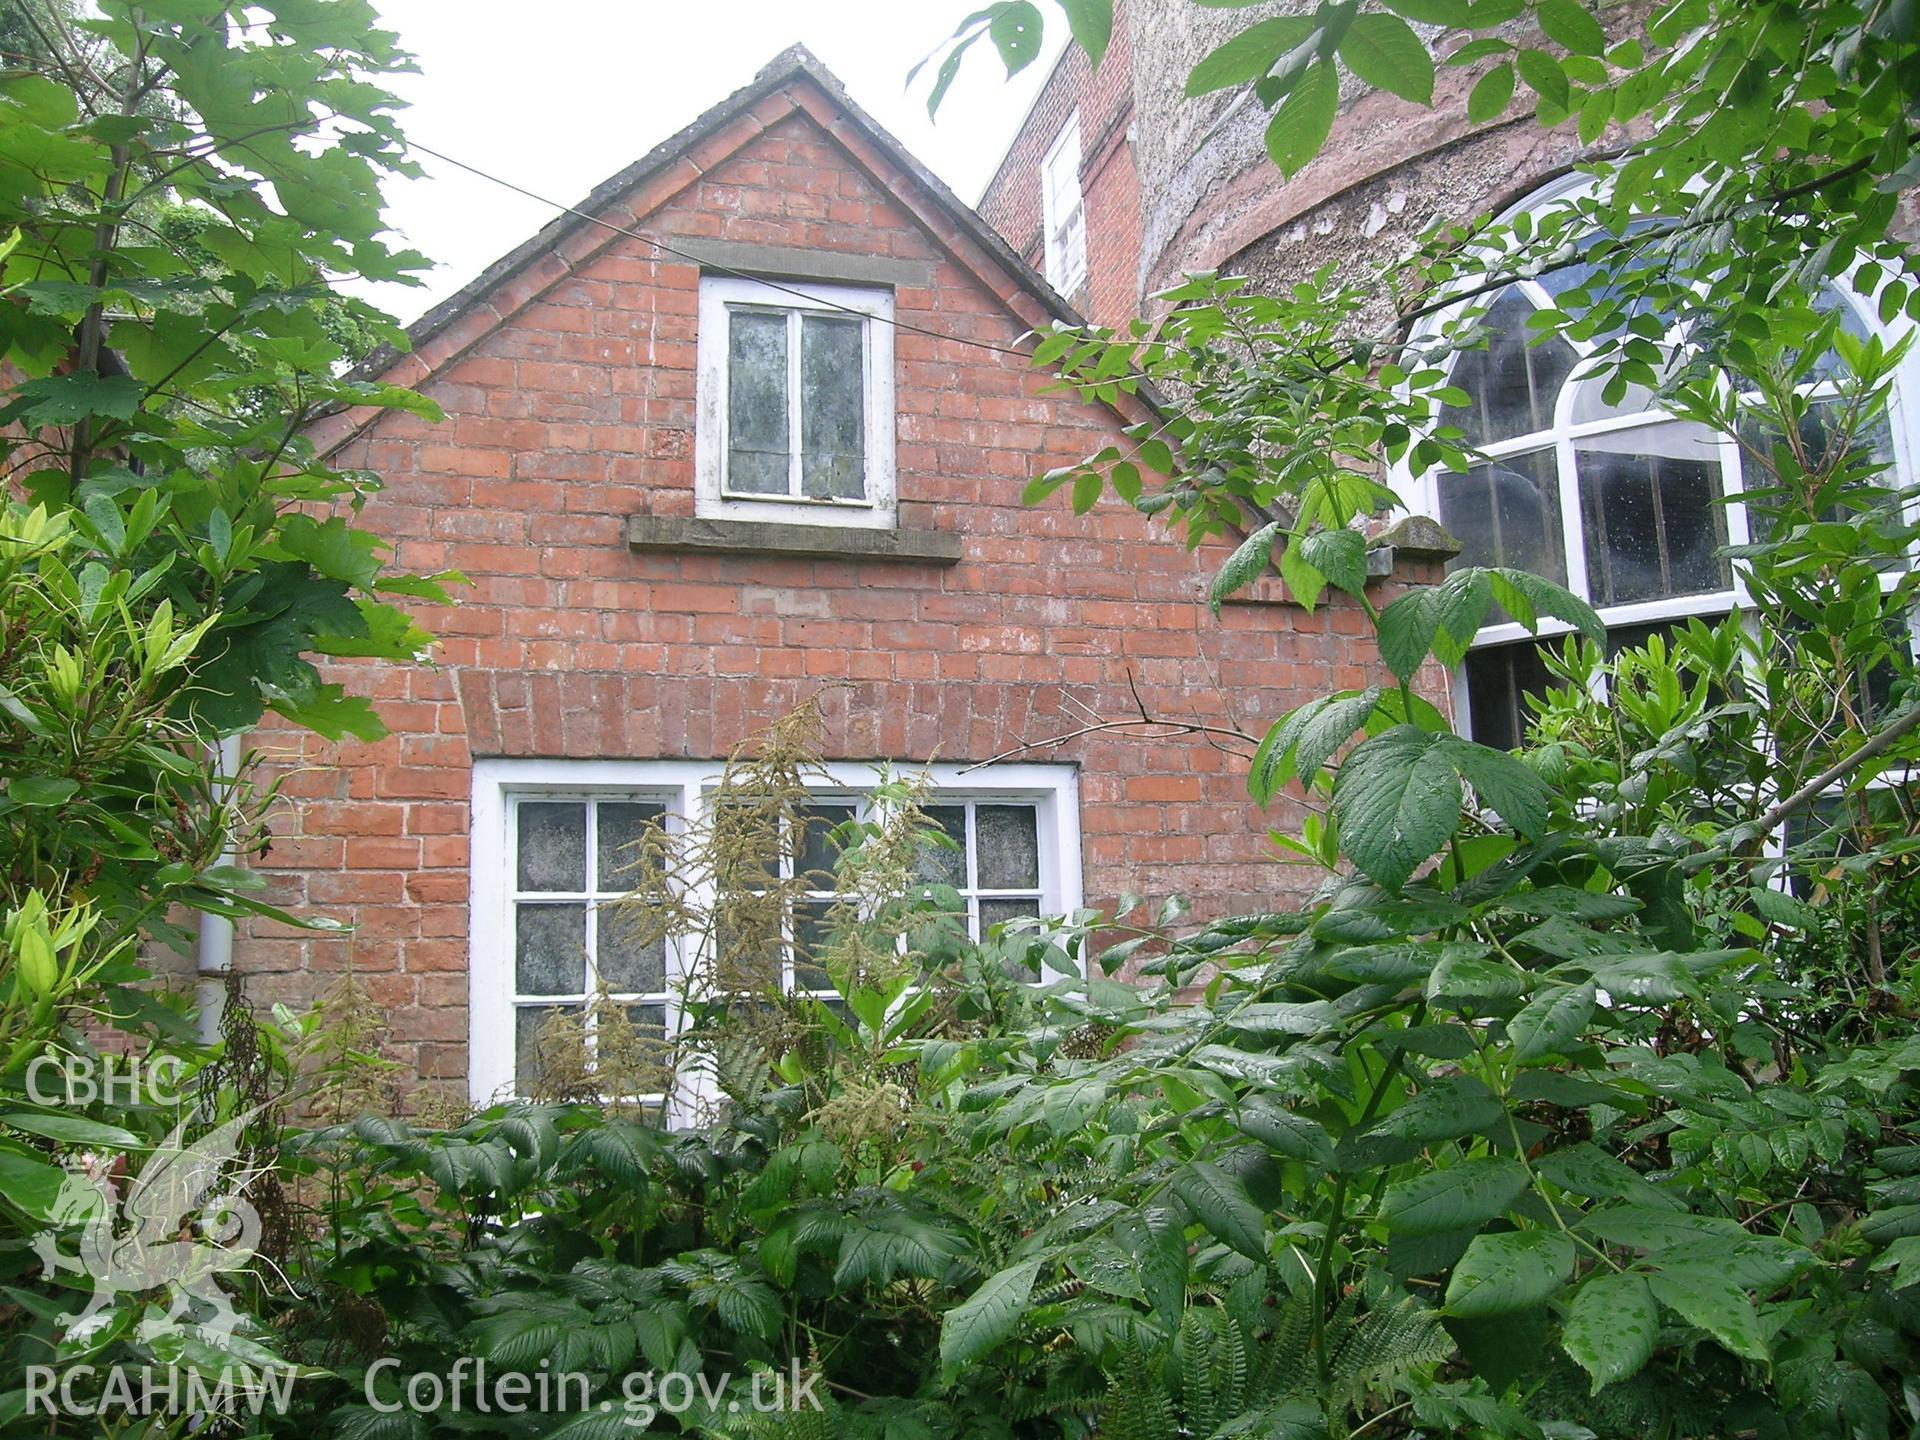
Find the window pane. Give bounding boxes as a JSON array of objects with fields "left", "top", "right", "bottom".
[
  {"left": 975, "top": 805, "right": 1040, "bottom": 889},
  {"left": 793, "top": 899, "right": 834, "bottom": 992},
  {"left": 1739, "top": 399, "right": 1904, "bottom": 572},
  {"left": 1567, "top": 370, "right": 1658, "bottom": 424},
  {"left": 980, "top": 897, "right": 1043, "bottom": 981},
  {"left": 515, "top": 1003, "right": 581, "bottom": 1094},
  {"left": 597, "top": 910, "right": 665, "bottom": 995},
  {"left": 979, "top": 895, "right": 1040, "bottom": 932},
  {"left": 517, "top": 802, "right": 586, "bottom": 891},
  {"left": 516, "top": 902, "right": 586, "bottom": 995},
  {"left": 1438, "top": 289, "right": 1578, "bottom": 444},
  {"left": 727, "top": 309, "right": 790, "bottom": 495},
  {"left": 800, "top": 316, "right": 866, "bottom": 500},
  {"left": 796, "top": 803, "right": 855, "bottom": 885},
  {"left": 913, "top": 805, "right": 968, "bottom": 887},
  {"left": 626, "top": 1004, "right": 667, "bottom": 1044},
  {"left": 597, "top": 801, "right": 663, "bottom": 892},
  {"left": 1576, "top": 422, "right": 1728, "bottom": 606},
  {"left": 1463, "top": 641, "right": 1558, "bottom": 752},
  {"left": 1437, "top": 447, "right": 1566, "bottom": 585},
  {"left": 714, "top": 895, "right": 784, "bottom": 991}
]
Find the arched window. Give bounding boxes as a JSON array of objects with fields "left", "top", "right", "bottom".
[{"left": 1398, "top": 182, "right": 1920, "bottom": 749}]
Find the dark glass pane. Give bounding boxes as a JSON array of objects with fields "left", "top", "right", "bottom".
[
  {"left": 1437, "top": 448, "right": 1566, "bottom": 584},
  {"left": 796, "top": 803, "right": 855, "bottom": 885},
  {"left": 624, "top": 1004, "right": 667, "bottom": 1044},
  {"left": 1739, "top": 400, "right": 1903, "bottom": 571},
  {"left": 714, "top": 896, "right": 783, "bottom": 991},
  {"left": 1605, "top": 620, "right": 1685, "bottom": 658},
  {"left": 517, "top": 802, "right": 586, "bottom": 892},
  {"left": 597, "top": 802, "right": 664, "bottom": 892},
  {"left": 1576, "top": 424, "right": 1728, "bottom": 606},
  {"left": 793, "top": 899, "right": 834, "bottom": 992},
  {"left": 1784, "top": 797, "right": 1853, "bottom": 900},
  {"left": 975, "top": 805, "right": 1041, "bottom": 889},
  {"left": 728, "top": 309, "right": 790, "bottom": 494},
  {"left": 1806, "top": 285, "right": 1875, "bottom": 383},
  {"left": 1463, "top": 641, "right": 1557, "bottom": 752},
  {"left": 712, "top": 798, "right": 781, "bottom": 888},
  {"left": 913, "top": 805, "right": 968, "bottom": 887},
  {"left": 1438, "top": 289, "right": 1578, "bottom": 444},
  {"left": 800, "top": 315, "right": 866, "bottom": 500},
  {"left": 597, "top": 910, "right": 666, "bottom": 994},
  {"left": 979, "top": 895, "right": 1041, "bottom": 933},
  {"left": 981, "top": 897, "right": 1044, "bottom": 982},
  {"left": 1567, "top": 370, "right": 1658, "bottom": 424},
  {"left": 515, "top": 1003, "right": 581, "bottom": 1094},
  {"left": 515, "top": 902, "right": 586, "bottom": 995}
]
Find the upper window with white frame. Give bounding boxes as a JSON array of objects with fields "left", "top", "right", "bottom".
[
  {"left": 1041, "top": 113, "right": 1087, "bottom": 296},
  {"left": 468, "top": 760, "right": 1082, "bottom": 1108},
  {"left": 1397, "top": 180, "right": 1919, "bottom": 750},
  {"left": 694, "top": 276, "right": 896, "bottom": 528}
]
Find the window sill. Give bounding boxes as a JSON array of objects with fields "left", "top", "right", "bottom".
[{"left": 627, "top": 514, "right": 962, "bottom": 565}]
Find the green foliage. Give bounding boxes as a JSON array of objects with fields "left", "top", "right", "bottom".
[
  {"left": 917, "top": 6, "right": 1920, "bottom": 1438},
  {"left": 0, "top": 1, "right": 444, "bottom": 1424}
]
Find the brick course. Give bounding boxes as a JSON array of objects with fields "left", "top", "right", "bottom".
[{"left": 245, "top": 60, "right": 1446, "bottom": 1091}]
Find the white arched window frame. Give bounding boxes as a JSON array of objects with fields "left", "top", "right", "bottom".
[{"left": 1392, "top": 173, "right": 1920, "bottom": 746}]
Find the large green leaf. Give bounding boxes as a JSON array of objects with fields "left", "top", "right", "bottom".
[
  {"left": 989, "top": 2, "right": 1046, "bottom": 75},
  {"left": 1265, "top": 60, "right": 1339, "bottom": 177},
  {"left": 1648, "top": 1266, "right": 1768, "bottom": 1360},
  {"left": 1468, "top": 62, "right": 1517, "bottom": 121},
  {"left": 1249, "top": 688, "right": 1380, "bottom": 801},
  {"left": 1562, "top": 1272, "right": 1658, "bottom": 1392},
  {"left": 1211, "top": 521, "right": 1282, "bottom": 613},
  {"left": 1537, "top": 0, "right": 1608, "bottom": 55},
  {"left": 1189, "top": 16, "right": 1317, "bottom": 95},
  {"left": 1439, "top": 735, "right": 1549, "bottom": 832},
  {"left": 1057, "top": 0, "right": 1114, "bottom": 66},
  {"left": 1444, "top": 1230, "right": 1574, "bottom": 1316},
  {"left": 1506, "top": 981, "right": 1596, "bottom": 1063},
  {"left": 1, "top": 1112, "right": 141, "bottom": 1149},
  {"left": 1300, "top": 526, "right": 1370, "bottom": 596},
  {"left": 0, "top": 1147, "right": 69, "bottom": 1220},
  {"left": 1487, "top": 568, "right": 1605, "bottom": 646},
  {"left": 1333, "top": 726, "right": 1462, "bottom": 892},
  {"left": 1338, "top": 13, "right": 1436, "bottom": 103},
  {"left": 1377, "top": 589, "right": 1438, "bottom": 682},
  {"left": 939, "top": 1257, "right": 1043, "bottom": 1377},
  {"left": 1238, "top": 1098, "right": 1336, "bottom": 1167},
  {"left": 1173, "top": 1160, "right": 1270, "bottom": 1260},
  {"left": 1379, "top": 1156, "right": 1529, "bottom": 1236}
]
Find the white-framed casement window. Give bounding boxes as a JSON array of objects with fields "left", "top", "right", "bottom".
[
  {"left": 468, "top": 760, "right": 1081, "bottom": 1107},
  {"left": 1041, "top": 112, "right": 1087, "bottom": 296},
  {"left": 693, "top": 276, "right": 896, "bottom": 528},
  {"left": 1395, "top": 178, "right": 1920, "bottom": 749}
]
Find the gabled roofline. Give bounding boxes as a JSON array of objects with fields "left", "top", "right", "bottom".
[{"left": 344, "top": 44, "right": 1091, "bottom": 396}]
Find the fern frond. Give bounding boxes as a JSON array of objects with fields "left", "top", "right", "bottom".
[
  {"left": 1180, "top": 1306, "right": 1250, "bottom": 1436},
  {"left": 1327, "top": 1296, "right": 1452, "bottom": 1406},
  {"left": 1101, "top": 1344, "right": 1180, "bottom": 1440}
]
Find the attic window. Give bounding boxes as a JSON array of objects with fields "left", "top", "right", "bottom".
[{"left": 694, "top": 276, "right": 896, "bottom": 528}]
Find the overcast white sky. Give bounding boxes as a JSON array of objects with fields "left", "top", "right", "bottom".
[{"left": 360, "top": 3, "right": 1067, "bottom": 323}]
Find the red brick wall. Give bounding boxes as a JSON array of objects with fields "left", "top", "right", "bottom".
[
  {"left": 977, "top": 0, "right": 1141, "bottom": 329},
  {"left": 243, "top": 74, "right": 1443, "bottom": 1094}
]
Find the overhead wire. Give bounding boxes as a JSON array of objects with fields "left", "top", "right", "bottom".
[{"left": 405, "top": 139, "right": 1046, "bottom": 362}]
